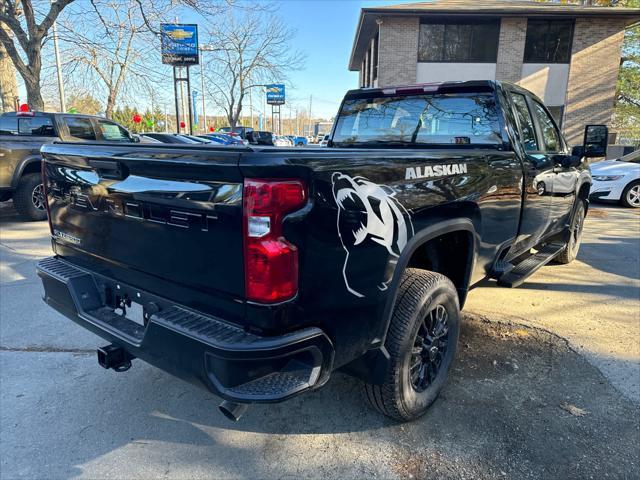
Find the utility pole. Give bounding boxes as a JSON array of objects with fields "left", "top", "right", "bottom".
[
  {"left": 150, "top": 92, "right": 155, "bottom": 132},
  {"left": 51, "top": 0, "right": 65, "bottom": 112},
  {"left": 308, "top": 95, "right": 313, "bottom": 139},
  {"left": 263, "top": 86, "right": 267, "bottom": 131},
  {"left": 200, "top": 50, "right": 206, "bottom": 133},
  {"left": 249, "top": 88, "right": 253, "bottom": 130},
  {"left": 164, "top": 105, "right": 168, "bottom": 132}
]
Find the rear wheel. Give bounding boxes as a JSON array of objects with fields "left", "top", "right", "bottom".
[
  {"left": 13, "top": 173, "right": 47, "bottom": 221},
  {"left": 556, "top": 200, "right": 585, "bottom": 264},
  {"left": 621, "top": 181, "right": 640, "bottom": 208},
  {"left": 364, "top": 269, "right": 460, "bottom": 421}
]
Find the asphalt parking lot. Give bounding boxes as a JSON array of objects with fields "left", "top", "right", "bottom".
[{"left": 1, "top": 201, "right": 639, "bottom": 479}]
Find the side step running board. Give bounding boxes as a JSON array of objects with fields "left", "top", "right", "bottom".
[{"left": 498, "top": 242, "right": 565, "bottom": 288}]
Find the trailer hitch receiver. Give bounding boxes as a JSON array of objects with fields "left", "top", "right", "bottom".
[{"left": 97, "top": 344, "right": 135, "bottom": 372}]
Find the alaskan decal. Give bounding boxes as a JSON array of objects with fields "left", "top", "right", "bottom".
[
  {"left": 405, "top": 163, "right": 468, "bottom": 180},
  {"left": 332, "top": 172, "right": 414, "bottom": 298}
]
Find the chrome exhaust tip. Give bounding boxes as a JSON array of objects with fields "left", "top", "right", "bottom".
[{"left": 218, "top": 400, "right": 249, "bottom": 422}]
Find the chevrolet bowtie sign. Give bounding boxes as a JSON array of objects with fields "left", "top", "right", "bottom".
[
  {"left": 266, "top": 84, "right": 285, "bottom": 105},
  {"left": 161, "top": 24, "right": 199, "bottom": 66}
]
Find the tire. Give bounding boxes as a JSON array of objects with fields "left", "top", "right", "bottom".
[
  {"left": 620, "top": 180, "right": 640, "bottom": 208},
  {"left": 13, "top": 173, "right": 47, "bottom": 221},
  {"left": 297, "top": 142, "right": 304, "bottom": 147},
  {"left": 555, "top": 200, "right": 585, "bottom": 264},
  {"left": 364, "top": 269, "right": 460, "bottom": 421}
]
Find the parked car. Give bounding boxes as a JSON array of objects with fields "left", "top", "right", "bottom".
[
  {"left": 179, "top": 134, "right": 214, "bottom": 144},
  {"left": 246, "top": 130, "right": 274, "bottom": 146},
  {"left": 140, "top": 133, "right": 202, "bottom": 144},
  {"left": 287, "top": 135, "right": 308, "bottom": 147},
  {"left": 590, "top": 149, "right": 640, "bottom": 207},
  {"left": 139, "top": 135, "right": 162, "bottom": 143},
  {"left": 273, "top": 135, "right": 292, "bottom": 147},
  {"left": 218, "top": 126, "right": 254, "bottom": 140},
  {"left": 0, "top": 110, "right": 137, "bottom": 220},
  {"left": 198, "top": 133, "right": 245, "bottom": 146},
  {"left": 36, "top": 80, "right": 601, "bottom": 422}
]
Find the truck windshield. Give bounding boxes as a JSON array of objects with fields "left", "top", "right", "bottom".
[{"left": 332, "top": 93, "right": 502, "bottom": 147}]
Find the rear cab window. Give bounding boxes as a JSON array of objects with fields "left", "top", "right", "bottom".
[
  {"left": 332, "top": 90, "right": 503, "bottom": 147},
  {"left": 0, "top": 116, "right": 56, "bottom": 136}
]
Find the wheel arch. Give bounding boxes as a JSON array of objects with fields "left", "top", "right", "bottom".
[
  {"left": 341, "top": 218, "right": 478, "bottom": 385},
  {"left": 621, "top": 177, "right": 640, "bottom": 207},
  {"left": 11, "top": 156, "right": 43, "bottom": 188},
  {"left": 383, "top": 218, "right": 477, "bottom": 325}
]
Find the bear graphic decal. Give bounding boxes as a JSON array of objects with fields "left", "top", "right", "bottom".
[{"left": 331, "top": 172, "right": 414, "bottom": 298}]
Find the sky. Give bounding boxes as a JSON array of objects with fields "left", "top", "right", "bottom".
[
  {"left": 272, "top": 0, "right": 385, "bottom": 118},
  {"left": 15, "top": 0, "right": 418, "bottom": 120},
  {"left": 199, "top": 0, "right": 419, "bottom": 119}
]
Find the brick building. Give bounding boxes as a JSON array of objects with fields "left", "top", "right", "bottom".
[{"left": 348, "top": 0, "right": 640, "bottom": 144}]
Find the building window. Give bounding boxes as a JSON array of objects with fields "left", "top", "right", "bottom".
[
  {"left": 524, "top": 20, "right": 573, "bottom": 63},
  {"left": 418, "top": 20, "right": 500, "bottom": 63}
]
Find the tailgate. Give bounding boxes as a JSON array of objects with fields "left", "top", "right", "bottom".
[{"left": 41, "top": 143, "right": 244, "bottom": 298}]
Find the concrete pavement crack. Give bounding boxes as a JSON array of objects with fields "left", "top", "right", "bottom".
[
  {"left": 0, "top": 346, "right": 94, "bottom": 353},
  {"left": 0, "top": 242, "right": 19, "bottom": 252}
]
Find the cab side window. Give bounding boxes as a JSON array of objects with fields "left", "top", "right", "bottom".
[
  {"left": 64, "top": 117, "right": 96, "bottom": 141},
  {"left": 531, "top": 101, "right": 561, "bottom": 152},
  {"left": 510, "top": 93, "right": 538, "bottom": 152},
  {"left": 97, "top": 120, "right": 131, "bottom": 142}
]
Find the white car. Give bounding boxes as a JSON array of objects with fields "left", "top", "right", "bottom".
[
  {"left": 273, "top": 135, "right": 292, "bottom": 147},
  {"left": 589, "top": 149, "right": 640, "bottom": 208}
]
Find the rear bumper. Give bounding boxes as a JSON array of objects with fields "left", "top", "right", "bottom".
[{"left": 37, "top": 256, "right": 334, "bottom": 403}]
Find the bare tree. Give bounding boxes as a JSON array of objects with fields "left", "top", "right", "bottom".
[
  {"left": 203, "top": 10, "right": 304, "bottom": 129},
  {"left": 0, "top": 23, "right": 18, "bottom": 111},
  {"left": 0, "top": 0, "right": 235, "bottom": 111},
  {"left": 60, "top": 0, "right": 164, "bottom": 118},
  {"left": 0, "top": 0, "right": 74, "bottom": 109}
]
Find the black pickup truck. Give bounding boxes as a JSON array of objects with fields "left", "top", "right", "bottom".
[
  {"left": 36, "top": 81, "right": 606, "bottom": 422},
  {"left": 0, "top": 111, "right": 137, "bottom": 220}
]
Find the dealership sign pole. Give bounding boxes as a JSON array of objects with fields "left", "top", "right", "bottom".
[{"left": 161, "top": 24, "right": 199, "bottom": 135}]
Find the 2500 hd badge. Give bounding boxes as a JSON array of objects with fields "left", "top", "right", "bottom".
[{"left": 36, "top": 81, "right": 601, "bottom": 422}]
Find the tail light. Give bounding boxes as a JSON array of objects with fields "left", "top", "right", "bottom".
[
  {"left": 243, "top": 178, "right": 307, "bottom": 303},
  {"left": 41, "top": 159, "right": 53, "bottom": 234}
]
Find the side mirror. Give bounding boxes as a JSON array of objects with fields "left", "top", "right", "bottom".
[
  {"left": 582, "top": 124, "right": 608, "bottom": 158},
  {"left": 553, "top": 153, "right": 582, "bottom": 169},
  {"left": 571, "top": 145, "right": 584, "bottom": 157},
  {"left": 130, "top": 134, "right": 141, "bottom": 143}
]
